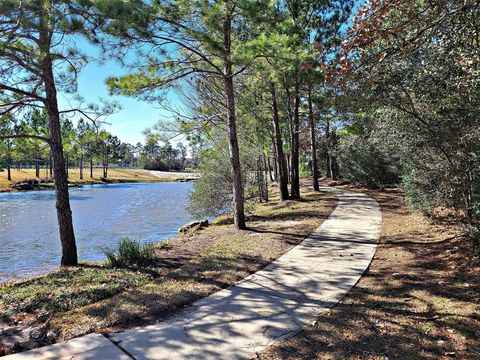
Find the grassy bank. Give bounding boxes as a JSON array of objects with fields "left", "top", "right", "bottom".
[
  {"left": 0, "top": 168, "right": 171, "bottom": 192},
  {"left": 259, "top": 181, "right": 480, "bottom": 359},
  {"left": 0, "top": 184, "right": 338, "bottom": 356}
]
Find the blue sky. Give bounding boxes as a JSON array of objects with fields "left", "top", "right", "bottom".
[{"left": 57, "top": 39, "right": 172, "bottom": 146}]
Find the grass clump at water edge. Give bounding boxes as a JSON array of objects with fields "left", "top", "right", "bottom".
[{"left": 101, "top": 237, "right": 155, "bottom": 267}]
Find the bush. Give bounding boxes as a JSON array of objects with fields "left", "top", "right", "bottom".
[
  {"left": 337, "top": 133, "right": 401, "bottom": 188},
  {"left": 299, "top": 155, "right": 312, "bottom": 177},
  {"left": 143, "top": 159, "right": 168, "bottom": 171},
  {"left": 101, "top": 238, "right": 155, "bottom": 267},
  {"left": 188, "top": 141, "right": 258, "bottom": 218},
  {"left": 188, "top": 148, "right": 235, "bottom": 218},
  {"left": 465, "top": 224, "right": 480, "bottom": 243}
]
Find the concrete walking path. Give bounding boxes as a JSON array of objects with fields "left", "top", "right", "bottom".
[{"left": 3, "top": 186, "right": 381, "bottom": 360}]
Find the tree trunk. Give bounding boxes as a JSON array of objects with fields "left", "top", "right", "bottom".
[
  {"left": 286, "top": 155, "right": 291, "bottom": 184},
  {"left": 270, "top": 82, "right": 289, "bottom": 201},
  {"left": 35, "top": 155, "right": 40, "bottom": 178},
  {"left": 325, "top": 120, "right": 331, "bottom": 178},
  {"left": 7, "top": 158, "right": 11, "bottom": 181},
  {"left": 6, "top": 142, "right": 11, "bottom": 181},
  {"left": 308, "top": 88, "right": 319, "bottom": 191},
  {"left": 267, "top": 156, "right": 274, "bottom": 182},
  {"left": 263, "top": 153, "right": 269, "bottom": 202},
  {"left": 43, "top": 55, "right": 78, "bottom": 267},
  {"left": 223, "top": 16, "right": 246, "bottom": 230},
  {"left": 271, "top": 135, "right": 279, "bottom": 181},
  {"left": 103, "top": 150, "right": 109, "bottom": 179},
  {"left": 90, "top": 157, "right": 93, "bottom": 178},
  {"left": 79, "top": 154, "right": 83, "bottom": 180},
  {"left": 290, "top": 87, "right": 301, "bottom": 199}
]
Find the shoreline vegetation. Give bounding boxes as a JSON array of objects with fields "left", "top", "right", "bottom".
[
  {"left": 0, "top": 183, "right": 338, "bottom": 356},
  {"left": 0, "top": 168, "right": 195, "bottom": 193}
]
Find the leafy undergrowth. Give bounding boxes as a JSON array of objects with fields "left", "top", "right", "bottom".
[
  {"left": 259, "top": 181, "right": 480, "bottom": 360},
  {"left": 0, "top": 184, "right": 337, "bottom": 356}
]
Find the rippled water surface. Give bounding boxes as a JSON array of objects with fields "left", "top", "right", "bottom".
[{"left": 0, "top": 182, "right": 194, "bottom": 282}]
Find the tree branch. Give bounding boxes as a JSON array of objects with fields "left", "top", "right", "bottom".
[
  {"left": 0, "top": 84, "right": 45, "bottom": 101},
  {"left": 0, "top": 134, "right": 50, "bottom": 143}
]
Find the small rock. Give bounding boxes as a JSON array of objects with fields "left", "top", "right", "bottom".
[
  {"left": 29, "top": 325, "right": 46, "bottom": 341},
  {"left": 178, "top": 220, "right": 209, "bottom": 234},
  {"left": 447, "top": 328, "right": 454, "bottom": 334},
  {"left": 46, "top": 330, "right": 57, "bottom": 341},
  {"left": 17, "top": 340, "right": 38, "bottom": 351}
]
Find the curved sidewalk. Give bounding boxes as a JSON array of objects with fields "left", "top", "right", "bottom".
[{"left": 3, "top": 187, "right": 381, "bottom": 360}]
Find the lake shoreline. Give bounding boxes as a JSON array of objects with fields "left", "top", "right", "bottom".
[{"left": 0, "top": 168, "right": 197, "bottom": 193}]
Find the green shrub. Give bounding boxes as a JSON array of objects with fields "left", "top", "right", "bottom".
[
  {"left": 299, "top": 155, "right": 312, "bottom": 177},
  {"left": 465, "top": 225, "right": 480, "bottom": 246},
  {"left": 101, "top": 238, "right": 155, "bottom": 267},
  {"left": 188, "top": 144, "right": 258, "bottom": 218},
  {"left": 337, "top": 133, "right": 402, "bottom": 188}
]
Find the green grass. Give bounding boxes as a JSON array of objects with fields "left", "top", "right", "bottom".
[
  {"left": 0, "top": 266, "right": 152, "bottom": 315},
  {"left": 101, "top": 238, "right": 155, "bottom": 268}
]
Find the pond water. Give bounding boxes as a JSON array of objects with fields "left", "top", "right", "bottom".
[{"left": 0, "top": 182, "right": 194, "bottom": 282}]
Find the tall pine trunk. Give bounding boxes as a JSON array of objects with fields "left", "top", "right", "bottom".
[
  {"left": 90, "top": 157, "right": 93, "bottom": 178},
  {"left": 7, "top": 153, "right": 11, "bottom": 181},
  {"left": 35, "top": 154, "right": 40, "bottom": 178},
  {"left": 267, "top": 156, "right": 274, "bottom": 182},
  {"left": 41, "top": 26, "right": 77, "bottom": 266},
  {"left": 308, "top": 88, "right": 319, "bottom": 191},
  {"left": 270, "top": 82, "right": 289, "bottom": 201},
  {"left": 290, "top": 86, "right": 300, "bottom": 199},
  {"left": 223, "top": 15, "right": 246, "bottom": 230},
  {"left": 103, "top": 149, "right": 109, "bottom": 179},
  {"left": 79, "top": 154, "right": 83, "bottom": 180}
]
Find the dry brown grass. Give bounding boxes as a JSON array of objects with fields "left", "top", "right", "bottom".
[
  {"left": 0, "top": 184, "right": 337, "bottom": 355},
  {"left": 259, "top": 181, "right": 480, "bottom": 360},
  {"left": 0, "top": 168, "right": 165, "bottom": 191}
]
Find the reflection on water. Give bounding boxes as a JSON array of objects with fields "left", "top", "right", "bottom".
[{"left": 0, "top": 182, "right": 194, "bottom": 282}]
